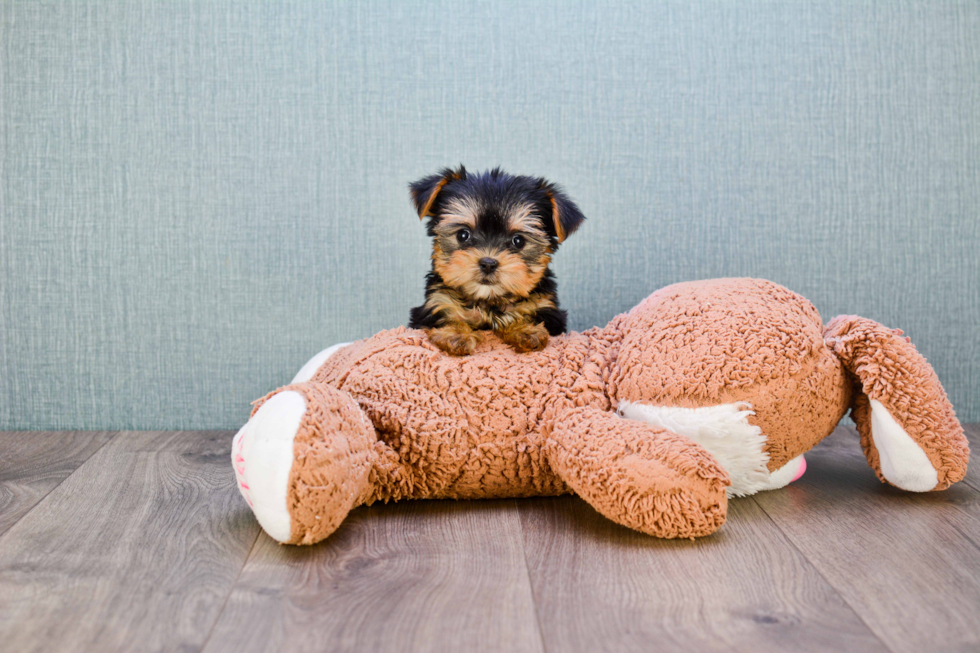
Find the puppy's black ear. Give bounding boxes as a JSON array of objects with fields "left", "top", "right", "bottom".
[
  {"left": 409, "top": 165, "right": 467, "bottom": 220},
  {"left": 538, "top": 179, "right": 585, "bottom": 243}
]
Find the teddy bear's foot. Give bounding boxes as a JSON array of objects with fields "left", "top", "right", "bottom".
[
  {"left": 232, "top": 391, "right": 307, "bottom": 542},
  {"left": 864, "top": 398, "right": 938, "bottom": 491},
  {"left": 825, "top": 315, "right": 969, "bottom": 491},
  {"left": 233, "top": 383, "right": 378, "bottom": 544},
  {"left": 547, "top": 406, "right": 730, "bottom": 538},
  {"left": 761, "top": 454, "right": 807, "bottom": 490},
  {"left": 290, "top": 342, "right": 352, "bottom": 383}
]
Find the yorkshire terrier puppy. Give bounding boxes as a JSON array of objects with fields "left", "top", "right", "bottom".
[{"left": 408, "top": 166, "right": 586, "bottom": 355}]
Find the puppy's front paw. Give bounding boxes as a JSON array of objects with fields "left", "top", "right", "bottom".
[
  {"left": 427, "top": 325, "right": 482, "bottom": 356},
  {"left": 500, "top": 322, "right": 550, "bottom": 353}
]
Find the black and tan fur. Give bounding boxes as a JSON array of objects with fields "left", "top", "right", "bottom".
[{"left": 408, "top": 166, "right": 585, "bottom": 355}]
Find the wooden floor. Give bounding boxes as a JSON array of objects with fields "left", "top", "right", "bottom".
[{"left": 0, "top": 426, "right": 978, "bottom": 652}]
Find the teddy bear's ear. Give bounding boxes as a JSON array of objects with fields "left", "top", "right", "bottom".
[
  {"left": 409, "top": 165, "right": 467, "bottom": 220},
  {"left": 537, "top": 179, "right": 586, "bottom": 243}
]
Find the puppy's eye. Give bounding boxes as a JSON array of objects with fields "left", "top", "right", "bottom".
[
  {"left": 456, "top": 229, "right": 471, "bottom": 244},
  {"left": 511, "top": 234, "right": 526, "bottom": 249}
]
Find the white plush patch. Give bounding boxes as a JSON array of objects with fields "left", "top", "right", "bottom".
[
  {"left": 869, "top": 399, "right": 938, "bottom": 492},
  {"left": 291, "top": 342, "right": 352, "bottom": 383},
  {"left": 231, "top": 391, "right": 307, "bottom": 542},
  {"left": 618, "top": 401, "right": 775, "bottom": 497}
]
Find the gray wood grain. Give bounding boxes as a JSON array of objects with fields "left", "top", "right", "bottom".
[
  {"left": 1, "top": 427, "right": 977, "bottom": 651},
  {"left": 518, "top": 494, "right": 887, "bottom": 653},
  {"left": 0, "top": 431, "right": 115, "bottom": 537},
  {"left": 0, "top": 430, "right": 259, "bottom": 653},
  {"left": 754, "top": 425, "right": 980, "bottom": 653},
  {"left": 203, "top": 499, "right": 544, "bottom": 653}
]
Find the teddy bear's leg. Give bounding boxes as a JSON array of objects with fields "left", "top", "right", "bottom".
[
  {"left": 232, "top": 382, "right": 377, "bottom": 545},
  {"left": 545, "top": 407, "right": 731, "bottom": 538},
  {"left": 824, "top": 316, "right": 969, "bottom": 491}
]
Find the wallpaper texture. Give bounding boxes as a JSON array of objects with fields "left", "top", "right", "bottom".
[{"left": 1, "top": 1, "right": 977, "bottom": 428}]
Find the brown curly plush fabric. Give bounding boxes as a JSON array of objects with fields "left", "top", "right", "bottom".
[
  {"left": 547, "top": 406, "right": 730, "bottom": 538},
  {"left": 248, "top": 278, "right": 969, "bottom": 544}
]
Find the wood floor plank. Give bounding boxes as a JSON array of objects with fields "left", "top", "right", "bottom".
[
  {"left": 754, "top": 426, "right": 980, "bottom": 653},
  {"left": 203, "top": 499, "right": 544, "bottom": 653},
  {"left": 0, "top": 430, "right": 260, "bottom": 653},
  {"left": 0, "top": 431, "right": 115, "bottom": 537},
  {"left": 518, "top": 494, "right": 887, "bottom": 653},
  {"left": 0, "top": 426, "right": 975, "bottom": 651}
]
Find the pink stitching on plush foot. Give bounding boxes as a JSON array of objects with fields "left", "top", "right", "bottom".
[{"left": 233, "top": 429, "right": 254, "bottom": 507}]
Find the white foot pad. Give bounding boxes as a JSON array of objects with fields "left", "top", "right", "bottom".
[
  {"left": 291, "top": 342, "right": 352, "bottom": 383},
  {"left": 869, "top": 399, "right": 938, "bottom": 492},
  {"left": 232, "top": 391, "right": 307, "bottom": 542}
]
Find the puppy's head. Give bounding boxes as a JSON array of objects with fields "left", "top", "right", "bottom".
[{"left": 409, "top": 166, "right": 585, "bottom": 301}]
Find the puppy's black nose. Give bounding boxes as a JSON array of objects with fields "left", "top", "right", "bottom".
[{"left": 479, "top": 257, "right": 499, "bottom": 274}]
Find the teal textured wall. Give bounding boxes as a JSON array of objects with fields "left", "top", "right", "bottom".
[{"left": 1, "top": 1, "right": 978, "bottom": 429}]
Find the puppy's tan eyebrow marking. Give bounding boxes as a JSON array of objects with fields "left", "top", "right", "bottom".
[
  {"left": 506, "top": 202, "right": 547, "bottom": 238},
  {"left": 439, "top": 197, "right": 479, "bottom": 229}
]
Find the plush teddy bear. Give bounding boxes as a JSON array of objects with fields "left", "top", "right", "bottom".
[{"left": 231, "top": 278, "right": 969, "bottom": 544}]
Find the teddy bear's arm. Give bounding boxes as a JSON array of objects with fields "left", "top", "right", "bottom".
[
  {"left": 824, "top": 316, "right": 969, "bottom": 491},
  {"left": 544, "top": 406, "right": 731, "bottom": 538},
  {"left": 235, "top": 383, "right": 380, "bottom": 545}
]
